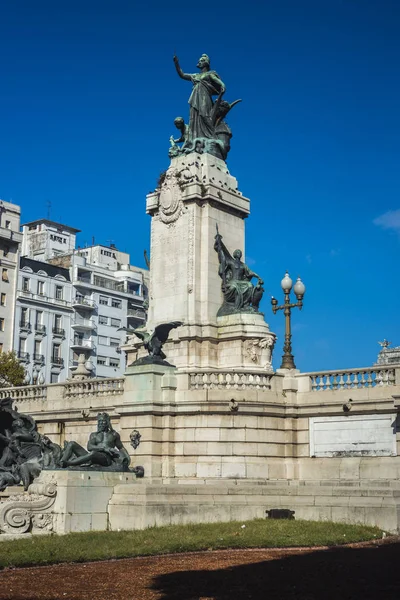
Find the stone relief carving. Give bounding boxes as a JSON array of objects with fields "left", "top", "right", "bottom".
[
  {"left": 158, "top": 167, "right": 184, "bottom": 225},
  {"left": 0, "top": 480, "right": 57, "bottom": 535},
  {"left": 244, "top": 337, "right": 276, "bottom": 371}
]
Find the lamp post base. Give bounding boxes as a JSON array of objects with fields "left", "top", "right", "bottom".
[{"left": 280, "top": 353, "right": 296, "bottom": 370}]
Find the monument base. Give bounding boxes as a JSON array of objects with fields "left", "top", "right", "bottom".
[{"left": 124, "top": 313, "right": 276, "bottom": 373}]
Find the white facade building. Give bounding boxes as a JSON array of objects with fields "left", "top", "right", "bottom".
[
  {"left": 63, "top": 246, "right": 147, "bottom": 379},
  {"left": 14, "top": 257, "right": 73, "bottom": 384},
  {"left": 21, "top": 219, "right": 79, "bottom": 262},
  {"left": 18, "top": 217, "right": 148, "bottom": 381},
  {"left": 0, "top": 201, "right": 22, "bottom": 353}
]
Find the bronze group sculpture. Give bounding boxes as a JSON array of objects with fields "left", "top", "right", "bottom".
[
  {"left": 0, "top": 399, "right": 144, "bottom": 490},
  {"left": 170, "top": 54, "right": 241, "bottom": 161},
  {"left": 0, "top": 398, "right": 62, "bottom": 490},
  {"left": 214, "top": 226, "right": 264, "bottom": 316}
]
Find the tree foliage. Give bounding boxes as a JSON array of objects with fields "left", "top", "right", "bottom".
[{"left": 0, "top": 351, "right": 25, "bottom": 388}]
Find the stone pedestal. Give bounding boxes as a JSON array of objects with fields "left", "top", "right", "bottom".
[
  {"left": 119, "top": 364, "right": 178, "bottom": 478},
  {"left": 123, "top": 153, "right": 276, "bottom": 373}
]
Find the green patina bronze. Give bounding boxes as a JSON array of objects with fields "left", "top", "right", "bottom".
[
  {"left": 170, "top": 54, "right": 241, "bottom": 161},
  {"left": 214, "top": 225, "right": 264, "bottom": 316}
]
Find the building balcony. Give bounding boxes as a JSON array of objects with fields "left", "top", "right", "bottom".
[
  {"left": 52, "top": 327, "right": 66, "bottom": 337},
  {"left": 17, "top": 351, "right": 30, "bottom": 362},
  {"left": 34, "top": 324, "right": 46, "bottom": 335},
  {"left": 74, "top": 275, "right": 92, "bottom": 287},
  {"left": 51, "top": 356, "right": 64, "bottom": 367},
  {"left": 19, "top": 321, "right": 31, "bottom": 332},
  {"left": 17, "top": 290, "right": 70, "bottom": 307},
  {"left": 127, "top": 308, "right": 146, "bottom": 320},
  {"left": 72, "top": 297, "right": 96, "bottom": 310},
  {"left": 72, "top": 318, "right": 96, "bottom": 331},
  {"left": 70, "top": 339, "right": 96, "bottom": 351},
  {"left": 33, "top": 353, "right": 45, "bottom": 365}
]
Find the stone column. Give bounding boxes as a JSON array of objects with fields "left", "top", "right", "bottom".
[{"left": 138, "top": 152, "right": 276, "bottom": 372}]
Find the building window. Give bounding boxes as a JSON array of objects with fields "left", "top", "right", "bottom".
[
  {"left": 0, "top": 318, "right": 4, "bottom": 332},
  {"left": 54, "top": 314, "right": 62, "bottom": 330},
  {"left": 0, "top": 343, "right": 3, "bottom": 353},
  {"left": 99, "top": 296, "right": 108, "bottom": 306},
  {"left": 5, "top": 220, "right": 10, "bottom": 229},
  {"left": 37, "top": 281, "right": 45, "bottom": 295},
  {"left": 52, "top": 344, "right": 62, "bottom": 365},
  {"left": 111, "top": 298, "right": 121, "bottom": 309},
  {"left": 28, "top": 225, "right": 37, "bottom": 231},
  {"left": 97, "top": 356, "right": 107, "bottom": 366},
  {"left": 22, "top": 278, "right": 30, "bottom": 292},
  {"left": 3, "top": 246, "right": 9, "bottom": 257},
  {"left": 110, "top": 337, "right": 120, "bottom": 347},
  {"left": 2, "top": 269, "right": 9, "bottom": 283},
  {"left": 99, "top": 315, "right": 108, "bottom": 325},
  {"left": 21, "top": 307, "right": 29, "bottom": 326},
  {"left": 34, "top": 340, "right": 41, "bottom": 360},
  {"left": 111, "top": 317, "right": 121, "bottom": 328},
  {"left": 0, "top": 293, "right": 5, "bottom": 306},
  {"left": 19, "top": 338, "right": 26, "bottom": 353},
  {"left": 55, "top": 286, "right": 63, "bottom": 300},
  {"left": 50, "top": 373, "right": 59, "bottom": 383},
  {"left": 98, "top": 335, "right": 108, "bottom": 345},
  {"left": 109, "top": 359, "right": 120, "bottom": 368},
  {"left": 21, "top": 308, "right": 29, "bottom": 325},
  {"left": 35, "top": 311, "right": 44, "bottom": 332}
]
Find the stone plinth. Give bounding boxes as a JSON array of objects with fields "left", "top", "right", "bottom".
[
  {"left": 120, "top": 363, "right": 178, "bottom": 477},
  {"left": 37, "top": 470, "right": 138, "bottom": 534}
]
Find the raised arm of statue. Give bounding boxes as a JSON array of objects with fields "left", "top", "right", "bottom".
[{"left": 173, "top": 55, "right": 192, "bottom": 81}]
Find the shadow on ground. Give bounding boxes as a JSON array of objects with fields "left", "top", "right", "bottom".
[{"left": 152, "top": 540, "right": 400, "bottom": 600}]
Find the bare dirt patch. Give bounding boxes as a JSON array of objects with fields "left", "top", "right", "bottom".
[{"left": 0, "top": 537, "right": 399, "bottom": 600}]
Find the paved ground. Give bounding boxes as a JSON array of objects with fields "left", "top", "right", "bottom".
[{"left": 0, "top": 538, "right": 399, "bottom": 600}]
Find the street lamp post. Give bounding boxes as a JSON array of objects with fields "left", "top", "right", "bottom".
[{"left": 271, "top": 272, "right": 306, "bottom": 370}]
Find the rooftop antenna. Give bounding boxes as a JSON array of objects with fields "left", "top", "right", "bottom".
[{"left": 46, "top": 200, "right": 52, "bottom": 220}]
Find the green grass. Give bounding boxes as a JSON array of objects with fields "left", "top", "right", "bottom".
[{"left": 0, "top": 519, "right": 383, "bottom": 569}]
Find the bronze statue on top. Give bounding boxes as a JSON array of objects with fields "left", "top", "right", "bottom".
[
  {"left": 214, "top": 225, "right": 264, "bottom": 316},
  {"left": 170, "top": 54, "right": 241, "bottom": 161}
]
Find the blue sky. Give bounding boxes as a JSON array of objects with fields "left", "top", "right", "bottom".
[{"left": 1, "top": 0, "right": 399, "bottom": 371}]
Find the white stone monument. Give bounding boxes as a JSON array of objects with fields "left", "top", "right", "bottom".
[{"left": 124, "top": 152, "right": 276, "bottom": 374}]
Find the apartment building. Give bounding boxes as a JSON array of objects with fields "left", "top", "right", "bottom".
[
  {"left": 18, "top": 218, "right": 148, "bottom": 381},
  {"left": 21, "top": 219, "right": 79, "bottom": 262},
  {"left": 14, "top": 257, "right": 73, "bottom": 383},
  {"left": 58, "top": 246, "right": 147, "bottom": 378},
  {"left": 0, "top": 201, "right": 23, "bottom": 352}
]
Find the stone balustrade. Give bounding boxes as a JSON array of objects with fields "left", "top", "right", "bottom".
[
  {"left": 0, "top": 377, "right": 124, "bottom": 405},
  {"left": 301, "top": 366, "right": 398, "bottom": 392},
  {"left": 0, "top": 384, "right": 47, "bottom": 402},
  {"left": 63, "top": 377, "right": 124, "bottom": 399},
  {"left": 189, "top": 371, "right": 272, "bottom": 391}
]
